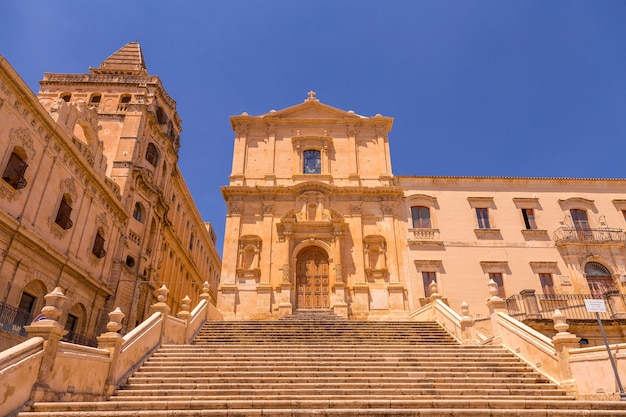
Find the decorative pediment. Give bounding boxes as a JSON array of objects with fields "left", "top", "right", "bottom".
[{"left": 263, "top": 92, "right": 364, "bottom": 120}]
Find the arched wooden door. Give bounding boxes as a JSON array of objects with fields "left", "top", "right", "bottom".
[{"left": 296, "top": 247, "right": 330, "bottom": 309}]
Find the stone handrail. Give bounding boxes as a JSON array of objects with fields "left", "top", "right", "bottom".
[
  {"left": 0, "top": 283, "right": 220, "bottom": 415},
  {"left": 186, "top": 299, "right": 208, "bottom": 343},
  {"left": 568, "top": 343, "right": 626, "bottom": 399},
  {"left": 0, "top": 337, "right": 44, "bottom": 417},
  {"left": 115, "top": 311, "right": 163, "bottom": 383},
  {"left": 431, "top": 299, "right": 465, "bottom": 343},
  {"left": 495, "top": 312, "right": 561, "bottom": 384}
]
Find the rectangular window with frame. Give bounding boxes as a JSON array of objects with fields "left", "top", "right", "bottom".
[
  {"left": 489, "top": 272, "right": 505, "bottom": 298},
  {"left": 422, "top": 271, "right": 437, "bottom": 297},
  {"left": 92, "top": 232, "right": 106, "bottom": 258},
  {"left": 2, "top": 152, "right": 28, "bottom": 190},
  {"left": 476, "top": 208, "right": 490, "bottom": 229},
  {"left": 411, "top": 206, "right": 432, "bottom": 229},
  {"left": 539, "top": 273, "right": 555, "bottom": 295},
  {"left": 521, "top": 208, "right": 537, "bottom": 230},
  {"left": 55, "top": 197, "right": 73, "bottom": 230}
]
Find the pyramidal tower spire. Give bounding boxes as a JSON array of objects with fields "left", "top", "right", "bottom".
[{"left": 90, "top": 41, "right": 147, "bottom": 75}]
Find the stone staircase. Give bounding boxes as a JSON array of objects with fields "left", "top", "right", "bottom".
[{"left": 17, "top": 316, "right": 626, "bottom": 416}]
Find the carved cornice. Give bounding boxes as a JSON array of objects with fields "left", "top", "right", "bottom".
[{"left": 221, "top": 184, "right": 404, "bottom": 200}]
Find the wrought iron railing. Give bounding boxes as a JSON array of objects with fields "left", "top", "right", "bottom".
[
  {"left": 553, "top": 227, "right": 626, "bottom": 245},
  {"left": 0, "top": 301, "right": 97, "bottom": 347},
  {"left": 0, "top": 302, "right": 33, "bottom": 337},
  {"left": 506, "top": 293, "right": 616, "bottom": 321},
  {"left": 62, "top": 330, "right": 97, "bottom": 347}
]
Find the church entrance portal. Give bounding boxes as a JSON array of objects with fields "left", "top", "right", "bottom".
[{"left": 296, "top": 247, "right": 330, "bottom": 309}]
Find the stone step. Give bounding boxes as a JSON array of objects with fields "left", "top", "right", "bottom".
[
  {"left": 23, "top": 398, "right": 626, "bottom": 413},
  {"left": 118, "top": 378, "right": 555, "bottom": 390},
  {"left": 17, "top": 319, "right": 622, "bottom": 416},
  {"left": 109, "top": 391, "right": 572, "bottom": 401},
  {"left": 112, "top": 386, "right": 566, "bottom": 397},
  {"left": 18, "top": 409, "right": 626, "bottom": 417}
]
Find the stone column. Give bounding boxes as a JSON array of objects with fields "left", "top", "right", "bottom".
[
  {"left": 97, "top": 307, "right": 125, "bottom": 396},
  {"left": 551, "top": 309, "right": 580, "bottom": 396},
  {"left": 176, "top": 296, "right": 191, "bottom": 321},
  {"left": 460, "top": 302, "right": 477, "bottom": 345},
  {"left": 149, "top": 285, "right": 170, "bottom": 342},
  {"left": 331, "top": 226, "right": 348, "bottom": 318},
  {"left": 486, "top": 279, "right": 507, "bottom": 345},
  {"left": 277, "top": 231, "right": 293, "bottom": 317},
  {"left": 605, "top": 290, "right": 626, "bottom": 319},
  {"left": 24, "top": 287, "right": 68, "bottom": 402},
  {"left": 520, "top": 289, "right": 542, "bottom": 319}
]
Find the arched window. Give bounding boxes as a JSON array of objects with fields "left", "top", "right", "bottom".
[
  {"left": 92, "top": 227, "right": 106, "bottom": 258},
  {"left": 303, "top": 149, "right": 321, "bottom": 174},
  {"left": 119, "top": 94, "right": 131, "bottom": 104},
  {"left": 585, "top": 261, "right": 617, "bottom": 297},
  {"left": 156, "top": 107, "right": 168, "bottom": 124},
  {"left": 2, "top": 148, "right": 28, "bottom": 190},
  {"left": 55, "top": 194, "right": 73, "bottom": 230},
  {"left": 133, "top": 203, "right": 144, "bottom": 222},
  {"left": 146, "top": 143, "right": 159, "bottom": 167},
  {"left": 60, "top": 93, "right": 72, "bottom": 102},
  {"left": 411, "top": 206, "right": 431, "bottom": 228},
  {"left": 88, "top": 94, "right": 101, "bottom": 108}
]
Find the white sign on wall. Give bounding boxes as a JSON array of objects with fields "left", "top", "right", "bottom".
[{"left": 584, "top": 299, "right": 607, "bottom": 313}]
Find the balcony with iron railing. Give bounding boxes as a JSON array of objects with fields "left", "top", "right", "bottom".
[
  {"left": 0, "top": 301, "right": 97, "bottom": 347},
  {"left": 553, "top": 226, "right": 626, "bottom": 246},
  {"left": 506, "top": 290, "right": 626, "bottom": 321},
  {"left": 0, "top": 302, "right": 33, "bottom": 337}
]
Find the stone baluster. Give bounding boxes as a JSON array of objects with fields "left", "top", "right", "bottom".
[
  {"left": 24, "top": 287, "right": 68, "bottom": 402},
  {"left": 551, "top": 309, "right": 579, "bottom": 396},
  {"left": 199, "top": 281, "right": 210, "bottom": 303},
  {"left": 97, "top": 307, "right": 126, "bottom": 396},
  {"left": 460, "top": 301, "right": 477, "bottom": 345},
  {"left": 149, "top": 285, "right": 170, "bottom": 316},
  {"left": 428, "top": 280, "right": 442, "bottom": 303},
  {"left": 149, "top": 285, "right": 170, "bottom": 342},
  {"left": 176, "top": 295, "right": 191, "bottom": 321},
  {"left": 486, "top": 278, "right": 507, "bottom": 345}
]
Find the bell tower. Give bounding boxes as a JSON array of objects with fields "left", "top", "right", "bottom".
[{"left": 36, "top": 42, "right": 183, "bottom": 327}]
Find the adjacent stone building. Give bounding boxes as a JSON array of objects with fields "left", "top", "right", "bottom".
[
  {"left": 0, "top": 43, "right": 221, "bottom": 350},
  {"left": 217, "top": 92, "right": 626, "bottom": 329}
]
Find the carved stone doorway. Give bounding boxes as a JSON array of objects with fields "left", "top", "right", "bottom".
[{"left": 296, "top": 246, "right": 330, "bottom": 309}]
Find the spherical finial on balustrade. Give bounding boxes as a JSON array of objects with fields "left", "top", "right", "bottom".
[
  {"left": 181, "top": 295, "right": 191, "bottom": 312},
  {"left": 41, "top": 287, "right": 67, "bottom": 321},
  {"left": 177, "top": 295, "right": 192, "bottom": 320},
  {"left": 429, "top": 280, "right": 438, "bottom": 296},
  {"left": 553, "top": 309, "right": 570, "bottom": 334},
  {"left": 106, "top": 307, "right": 125, "bottom": 333},
  {"left": 488, "top": 279, "right": 500, "bottom": 299},
  {"left": 156, "top": 285, "right": 169, "bottom": 303},
  {"left": 461, "top": 301, "right": 470, "bottom": 318},
  {"left": 200, "top": 281, "right": 210, "bottom": 302}
]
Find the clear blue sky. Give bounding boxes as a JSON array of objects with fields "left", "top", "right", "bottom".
[{"left": 1, "top": 1, "right": 625, "bottom": 253}]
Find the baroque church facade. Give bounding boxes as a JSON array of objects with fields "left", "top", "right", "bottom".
[
  {"left": 218, "top": 92, "right": 626, "bottom": 332},
  {"left": 0, "top": 43, "right": 221, "bottom": 350}
]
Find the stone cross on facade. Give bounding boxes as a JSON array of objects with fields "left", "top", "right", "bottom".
[{"left": 307, "top": 90, "right": 317, "bottom": 101}]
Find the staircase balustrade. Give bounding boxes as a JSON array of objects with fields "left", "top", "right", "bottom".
[{"left": 0, "top": 282, "right": 217, "bottom": 416}]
